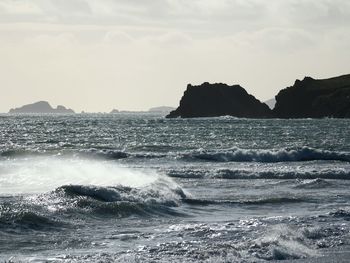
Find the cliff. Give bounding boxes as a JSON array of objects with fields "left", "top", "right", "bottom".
[
  {"left": 9, "top": 101, "right": 75, "bottom": 114},
  {"left": 166, "top": 82, "right": 272, "bottom": 118},
  {"left": 273, "top": 74, "right": 350, "bottom": 118}
]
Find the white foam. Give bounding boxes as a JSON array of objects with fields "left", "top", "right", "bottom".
[
  {"left": 0, "top": 157, "right": 159, "bottom": 194},
  {"left": 256, "top": 225, "right": 319, "bottom": 260},
  {"left": 184, "top": 146, "right": 350, "bottom": 163}
]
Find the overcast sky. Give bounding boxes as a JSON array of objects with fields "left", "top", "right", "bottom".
[{"left": 1, "top": 0, "right": 349, "bottom": 112}]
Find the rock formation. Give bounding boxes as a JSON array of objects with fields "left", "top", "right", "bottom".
[
  {"left": 273, "top": 74, "right": 350, "bottom": 118},
  {"left": 166, "top": 82, "right": 272, "bottom": 118},
  {"left": 9, "top": 101, "right": 75, "bottom": 114}
]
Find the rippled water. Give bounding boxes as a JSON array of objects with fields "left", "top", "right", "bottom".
[{"left": 0, "top": 114, "right": 350, "bottom": 262}]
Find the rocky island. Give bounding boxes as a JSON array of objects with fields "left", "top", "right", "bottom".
[
  {"left": 166, "top": 82, "right": 272, "bottom": 118},
  {"left": 273, "top": 74, "right": 350, "bottom": 118},
  {"left": 110, "top": 109, "right": 120, "bottom": 114},
  {"left": 9, "top": 101, "right": 75, "bottom": 114},
  {"left": 167, "top": 74, "right": 350, "bottom": 119}
]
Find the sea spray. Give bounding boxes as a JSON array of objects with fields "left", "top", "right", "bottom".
[{"left": 0, "top": 157, "right": 160, "bottom": 194}]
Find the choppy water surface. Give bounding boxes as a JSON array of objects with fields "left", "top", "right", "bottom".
[{"left": 0, "top": 114, "right": 350, "bottom": 262}]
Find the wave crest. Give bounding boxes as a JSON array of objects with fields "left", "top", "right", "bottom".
[
  {"left": 57, "top": 181, "right": 187, "bottom": 207},
  {"left": 0, "top": 206, "right": 64, "bottom": 231},
  {"left": 180, "top": 147, "right": 350, "bottom": 163},
  {"left": 183, "top": 196, "right": 309, "bottom": 206},
  {"left": 167, "top": 168, "right": 350, "bottom": 180},
  {"left": 39, "top": 179, "right": 189, "bottom": 218}
]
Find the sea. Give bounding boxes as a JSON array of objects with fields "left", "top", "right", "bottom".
[{"left": 0, "top": 114, "right": 350, "bottom": 262}]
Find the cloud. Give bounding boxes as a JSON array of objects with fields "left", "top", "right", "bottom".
[
  {"left": 230, "top": 27, "right": 316, "bottom": 53},
  {"left": 1, "top": 0, "right": 348, "bottom": 53},
  {"left": 48, "top": 0, "right": 92, "bottom": 15},
  {"left": 281, "top": 0, "right": 350, "bottom": 27},
  {"left": 0, "top": 1, "right": 349, "bottom": 35},
  {"left": 0, "top": 0, "right": 349, "bottom": 112},
  {"left": 25, "top": 33, "right": 78, "bottom": 49},
  {"left": 103, "top": 31, "right": 133, "bottom": 44},
  {"left": 147, "top": 32, "right": 192, "bottom": 47},
  {"left": 0, "top": 0, "right": 42, "bottom": 15}
]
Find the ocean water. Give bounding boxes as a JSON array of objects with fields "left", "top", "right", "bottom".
[{"left": 0, "top": 114, "right": 350, "bottom": 262}]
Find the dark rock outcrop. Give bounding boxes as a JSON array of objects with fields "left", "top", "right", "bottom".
[
  {"left": 9, "top": 101, "right": 75, "bottom": 114},
  {"left": 166, "top": 82, "right": 272, "bottom": 118},
  {"left": 273, "top": 74, "right": 350, "bottom": 118}
]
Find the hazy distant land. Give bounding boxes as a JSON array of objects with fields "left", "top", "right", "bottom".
[
  {"left": 109, "top": 109, "right": 120, "bottom": 114},
  {"left": 148, "top": 106, "right": 176, "bottom": 113},
  {"left": 9, "top": 101, "right": 75, "bottom": 114},
  {"left": 8, "top": 101, "right": 175, "bottom": 115},
  {"left": 7, "top": 74, "right": 350, "bottom": 118}
]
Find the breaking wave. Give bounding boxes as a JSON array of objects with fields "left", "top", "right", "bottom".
[
  {"left": 248, "top": 225, "right": 319, "bottom": 260},
  {"left": 50, "top": 182, "right": 188, "bottom": 218},
  {"left": 180, "top": 147, "right": 350, "bottom": 163},
  {"left": 57, "top": 181, "right": 187, "bottom": 207},
  {"left": 0, "top": 208, "right": 64, "bottom": 231},
  {"left": 0, "top": 179, "right": 188, "bottom": 231},
  {"left": 0, "top": 157, "right": 162, "bottom": 194},
  {"left": 3, "top": 146, "right": 349, "bottom": 164},
  {"left": 294, "top": 178, "right": 334, "bottom": 189},
  {"left": 183, "top": 196, "right": 309, "bottom": 206},
  {"left": 167, "top": 168, "right": 350, "bottom": 180}
]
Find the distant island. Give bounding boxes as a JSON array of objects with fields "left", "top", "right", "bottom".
[
  {"left": 148, "top": 106, "right": 175, "bottom": 113},
  {"left": 110, "top": 109, "right": 119, "bottom": 114},
  {"left": 107, "top": 106, "right": 175, "bottom": 114},
  {"left": 166, "top": 82, "right": 272, "bottom": 118},
  {"left": 9, "top": 101, "right": 75, "bottom": 114},
  {"left": 167, "top": 74, "right": 350, "bottom": 118}
]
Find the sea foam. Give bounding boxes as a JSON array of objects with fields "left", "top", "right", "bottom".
[
  {"left": 180, "top": 146, "right": 350, "bottom": 163},
  {"left": 0, "top": 157, "right": 159, "bottom": 194}
]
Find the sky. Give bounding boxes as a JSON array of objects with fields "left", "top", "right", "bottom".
[{"left": 0, "top": 0, "right": 349, "bottom": 113}]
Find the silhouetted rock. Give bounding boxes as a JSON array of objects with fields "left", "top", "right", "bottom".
[
  {"left": 149, "top": 106, "right": 175, "bottom": 113},
  {"left": 110, "top": 109, "right": 119, "bottom": 114},
  {"left": 273, "top": 74, "right": 350, "bottom": 118},
  {"left": 9, "top": 101, "right": 75, "bottom": 114},
  {"left": 166, "top": 82, "right": 272, "bottom": 118}
]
